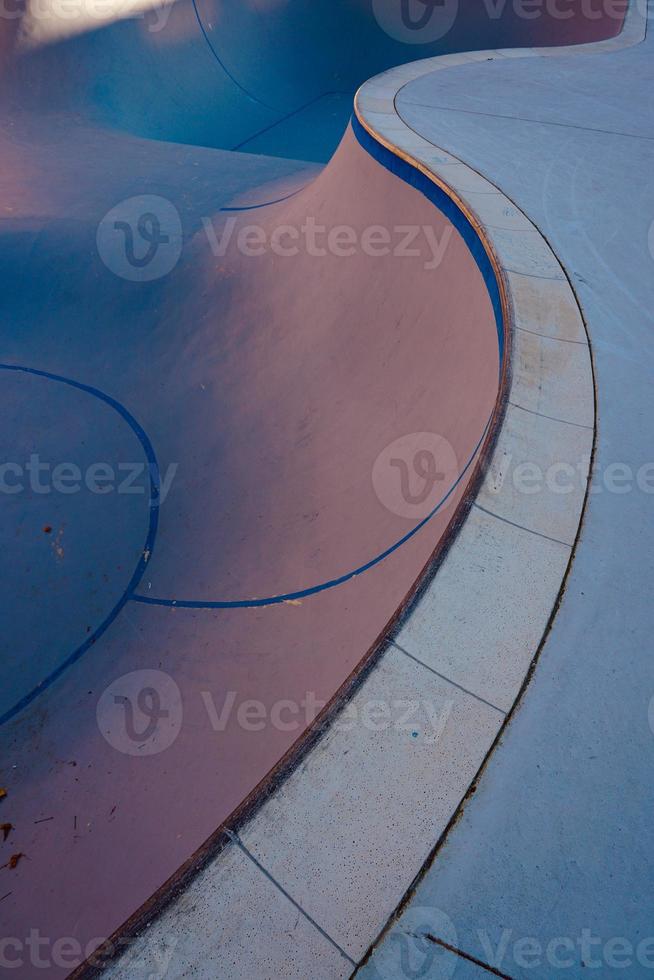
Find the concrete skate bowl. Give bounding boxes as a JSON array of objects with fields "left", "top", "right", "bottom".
[
  {"left": 0, "top": 1, "right": 625, "bottom": 977},
  {"left": 0, "top": 0, "right": 627, "bottom": 160}
]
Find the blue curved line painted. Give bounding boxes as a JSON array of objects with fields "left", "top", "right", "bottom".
[
  {"left": 190, "top": 0, "right": 279, "bottom": 112},
  {"left": 0, "top": 363, "right": 161, "bottom": 727},
  {"left": 131, "top": 412, "right": 492, "bottom": 610},
  {"left": 220, "top": 185, "right": 309, "bottom": 212},
  {"left": 190, "top": 0, "right": 353, "bottom": 145}
]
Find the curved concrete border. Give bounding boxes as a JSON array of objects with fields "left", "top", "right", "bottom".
[{"left": 99, "top": 6, "right": 646, "bottom": 978}]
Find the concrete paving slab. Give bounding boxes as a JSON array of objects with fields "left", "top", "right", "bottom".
[
  {"left": 239, "top": 645, "right": 502, "bottom": 960},
  {"left": 477, "top": 402, "right": 592, "bottom": 546},
  {"left": 511, "top": 327, "right": 595, "bottom": 429},
  {"left": 508, "top": 272, "right": 588, "bottom": 344},
  {"left": 394, "top": 507, "right": 570, "bottom": 713},
  {"left": 456, "top": 190, "right": 535, "bottom": 233}
]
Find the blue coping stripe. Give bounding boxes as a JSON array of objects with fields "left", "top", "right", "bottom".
[
  {"left": 0, "top": 363, "right": 161, "bottom": 727},
  {"left": 351, "top": 113, "right": 505, "bottom": 363}
]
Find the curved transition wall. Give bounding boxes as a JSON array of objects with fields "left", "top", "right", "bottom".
[
  {"left": 1, "top": 117, "right": 499, "bottom": 975},
  {"left": 1, "top": 0, "right": 626, "bottom": 157}
]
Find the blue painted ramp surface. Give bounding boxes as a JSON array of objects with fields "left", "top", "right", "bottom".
[{"left": 1, "top": 0, "right": 627, "bottom": 160}]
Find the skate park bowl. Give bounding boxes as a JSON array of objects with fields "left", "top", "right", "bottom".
[
  {"left": 0, "top": 0, "right": 627, "bottom": 160},
  {"left": 0, "top": 1, "right": 624, "bottom": 976}
]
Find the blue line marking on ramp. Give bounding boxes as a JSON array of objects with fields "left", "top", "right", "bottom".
[
  {"left": 132, "top": 414, "right": 492, "bottom": 609},
  {"left": 0, "top": 363, "right": 161, "bottom": 727},
  {"left": 132, "top": 117, "right": 504, "bottom": 611}
]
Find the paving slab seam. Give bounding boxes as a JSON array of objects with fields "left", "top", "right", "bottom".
[
  {"left": 97, "top": 5, "right": 649, "bottom": 977},
  {"left": 471, "top": 502, "right": 574, "bottom": 550},
  {"left": 390, "top": 641, "right": 507, "bottom": 716},
  {"left": 225, "top": 830, "right": 357, "bottom": 968},
  {"left": 423, "top": 936, "right": 514, "bottom": 979},
  {"left": 515, "top": 323, "right": 587, "bottom": 345},
  {"left": 507, "top": 400, "right": 594, "bottom": 430}
]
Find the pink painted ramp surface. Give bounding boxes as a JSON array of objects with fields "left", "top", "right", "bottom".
[{"left": 0, "top": 122, "right": 499, "bottom": 975}]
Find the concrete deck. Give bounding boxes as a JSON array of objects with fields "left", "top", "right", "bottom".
[{"left": 361, "top": 4, "right": 654, "bottom": 978}]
